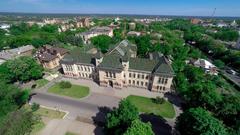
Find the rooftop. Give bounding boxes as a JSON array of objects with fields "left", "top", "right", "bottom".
[
  {"left": 35, "top": 45, "right": 68, "bottom": 62},
  {"left": 0, "top": 45, "right": 34, "bottom": 60}
]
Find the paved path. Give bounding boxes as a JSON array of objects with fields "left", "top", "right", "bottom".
[
  {"left": 31, "top": 77, "right": 183, "bottom": 134},
  {"left": 40, "top": 119, "right": 102, "bottom": 135},
  {"left": 30, "top": 91, "right": 120, "bottom": 120}
]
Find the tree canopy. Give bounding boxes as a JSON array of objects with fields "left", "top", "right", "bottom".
[
  {"left": 90, "top": 35, "right": 113, "bottom": 53},
  {"left": 176, "top": 107, "right": 228, "bottom": 135},
  {"left": 106, "top": 99, "right": 139, "bottom": 135},
  {"left": 0, "top": 56, "right": 43, "bottom": 83},
  {"left": 124, "top": 119, "right": 154, "bottom": 135}
]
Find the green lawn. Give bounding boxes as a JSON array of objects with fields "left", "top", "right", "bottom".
[
  {"left": 35, "top": 79, "right": 49, "bottom": 88},
  {"left": 34, "top": 107, "right": 66, "bottom": 119},
  {"left": 24, "top": 105, "right": 66, "bottom": 119},
  {"left": 30, "top": 121, "right": 45, "bottom": 135},
  {"left": 127, "top": 95, "right": 176, "bottom": 119},
  {"left": 48, "top": 83, "right": 90, "bottom": 99}
]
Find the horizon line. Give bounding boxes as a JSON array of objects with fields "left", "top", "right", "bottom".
[{"left": 0, "top": 11, "right": 240, "bottom": 18}]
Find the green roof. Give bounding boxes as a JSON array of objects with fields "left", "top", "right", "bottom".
[
  {"left": 98, "top": 54, "right": 123, "bottom": 70},
  {"left": 61, "top": 50, "right": 94, "bottom": 65},
  {"left": 154, "top": 57, "right": 174, "bottom": 76},
  {"left": 129, "top": 56, "right": 174, "bottom": 76},
  {"left": 129, "top": 58, "right": 158, "bottom": 72},
  {"left": 108, "top": 40, "right": 137, "bottom": 57}
]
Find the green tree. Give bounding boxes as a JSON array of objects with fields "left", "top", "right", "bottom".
[
  {"left": 216, "top": 94, "right": 240, "bottom": 129},
  {"left": 186, "top": 81, "right": 222, "bottom": 110},
  {"left": 213, "top": 59, "right": 225, "bottom": 69},
  {"left": 106, "top": 99, "right": 139, "bottom": 135},
  {"left": 0, "top": 56, "right": 43, "bottom": 83},
  {"left": 91, "top": 35, "right": 113, "bottom": 53},
  {"left": 9, "top": 23, "right": 29, "bottom": 35},
  {"left": 124, "top": 119, "right": 154, "bottom": 135},
  {"left": 213, "top": 29, "right": 239, "bottom": 41},
  {"left": 134, "top": 35, "right": 151, "bottom": 57},
  {"left": 0, "top": 109, "right": 39, "bottom": 135},
  {"left": 41, "top": 24, "right": 58, "bottom": 33},
  {"left": 176, "top": 107, "right": 228, "bottom": 135},
  {"left": 59, "top": 81, "right": 72, "bottom": 89},
  {"left": 0, "top": 82, "right": 29, "bottom": 120}
]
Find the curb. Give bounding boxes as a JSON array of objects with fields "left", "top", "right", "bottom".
[{"left": 29, "top": 103, "right": 69, "bottom": 119}]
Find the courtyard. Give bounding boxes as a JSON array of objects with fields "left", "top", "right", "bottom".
[{"left": 30, "top": 77, "right": 182, "bottom": 135}]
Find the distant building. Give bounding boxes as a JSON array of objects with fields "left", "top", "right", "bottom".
[
  {"left": 59, "top": 18, "right": 90, "bottom": 32},
  {"left": 0, "top": 45, "right": 34, "bottom": 65},
  {"left": 231, "top": 20, "right": 238, "bottom": 27},
  {"left": 217, "top": 22, "right": 228, "bottom": 28},
  {"left": 77, "top": 26, "right": 113, "bottom": 44},
  {"left": 127, "top": 31, "right": 141, "bottom": 37},
  {"left": 35, "top": 45, "right": 68, "bottom": 69},
  {"left": 114, "top": 17, "right": 120, "bottom": 22},
  {"left": 129, "top": 22, "right": 136, "bottom": 30},
  {"left": 192, "top": 59, "right": 218, "bottom": 75},
  {"left": 191, "top": 18, "right": 202, "bottom": 24},
  {"left": 76, "top": 18, "right": 90, "bottom": 28},
  {"left": 0, "top": 24, "right": 10, "bottom": 30},
  {"left": 61, "top": 40, "right": 175, "bottom": 93}
]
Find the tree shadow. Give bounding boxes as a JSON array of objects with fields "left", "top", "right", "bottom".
[
  {"left": 164, "top": 92, "right": 184, "bottom": 108},
  {"left": 140, "top": 113, "right": 172, "bottom": 135},
  {"left": 92, "top": 106, "right": 112, "bottom": 135}
]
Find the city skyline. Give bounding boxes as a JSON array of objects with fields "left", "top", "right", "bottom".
[{"left": 0, "top": 0, "right": 240, "bottom": 17}]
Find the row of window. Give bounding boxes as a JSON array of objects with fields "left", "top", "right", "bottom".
[
  {"left": 129, "top": 72, "right": 149, "bottom": 80},
  {"left": 129, "top": 80, "right": 148, "bottom": 87},
  {"left": 79, "top": 73, "right": 92, "bottom": 78},
  {"left": 77, "top": 65, "right": 93, "bottom": 72},
  {"left": 158, "top": 77, "right": 168, "bottom": 84},
  {"left": 157, "top": 86, "right": 166, "bottom": 91},
  {"left": 106, "top": 72, "right": 116, "bottom": 78},
  {"left": 65, "top": 65, "right": 73, "bottom": 71}
]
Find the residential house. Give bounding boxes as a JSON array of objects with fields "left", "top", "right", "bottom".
[
  {"left": 35, "top": 45, "right": 68, "bottom": 69},
  {"left": 193, "top": 59, "right": 218, "bottom": 75},
  {"left": 77, "top": 26, "right": 113, "bottom": 44},
  {"left": 0, "top": 45, "right": 34, "bottom": 65}
]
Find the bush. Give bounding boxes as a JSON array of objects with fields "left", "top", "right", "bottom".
[
  {"left": 31, "top": 103, "right": 40, "bottom": 112},
  {"left": 153, "top": 96, "right": 165, "bottom": 104},
  {"left": 59, "top": 81, "right": 72, "bottom": 89}
]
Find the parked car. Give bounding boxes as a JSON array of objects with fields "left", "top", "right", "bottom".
[{"left": 226, "top": 69, "right": 237, "bottom": 75}]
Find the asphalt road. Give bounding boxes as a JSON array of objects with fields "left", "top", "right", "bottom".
[{"left": 30, "top": 92, "right": 120, "bottom": 120}]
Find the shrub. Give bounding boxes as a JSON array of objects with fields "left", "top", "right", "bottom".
[
  {"left": 153, "top": 96, "right": 165, "bottom": 104},
  {"left": 59, "top": 81, "right": 72, "bottom": 89},
  {"left": 31, "top": 103, "right": 40, "bottom": 112}
]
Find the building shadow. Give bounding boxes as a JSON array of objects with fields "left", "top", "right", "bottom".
[
  {"left": 92, "top": 106, "right": 113, "bottom": 135},
  {"left": 140, "top": 113, "right": 172, "bottom": 135}
]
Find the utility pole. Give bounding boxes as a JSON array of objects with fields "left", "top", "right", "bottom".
[{"left": 211, "top": 8, "right": 216, "bottom": 17}]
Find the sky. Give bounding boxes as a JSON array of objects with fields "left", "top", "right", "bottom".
[{"left": 0, "top": 0, "right": 240, "bottom": 17}]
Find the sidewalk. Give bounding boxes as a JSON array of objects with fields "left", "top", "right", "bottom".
[
  {"left": 39, "top": 118, "right": 102, "bottom": 135},
  {"left": 62, "top": 77, "right": 164, "bottom": 99}
]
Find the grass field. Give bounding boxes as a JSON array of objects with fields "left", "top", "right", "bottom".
[
  {"left": 35, "top": 79, "right": 49, "bottom": 88},
  {"left": 48, "top": 83, "right": 90, "bottom": 99},
  {"left": 126, "top": 95, "right": 176, "bottom": 119},
  {"left": 30, "top": 121, "right": 45, "bottom": 135},
  {"left": 24, "top": 105, "right": 66, "bottom": 119},
  {"left": 34, "top": 107, "right": 66, "bottom": 119}
]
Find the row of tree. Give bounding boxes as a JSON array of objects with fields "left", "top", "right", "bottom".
[
  {"left": 0, "top": 56, "right": 44, "bottom": 134},
  {"left": 125, "top": 20, "right": 239, "bottom": 135},
  {"left": 161, "top": 20, "right": 240, "bottom": 135},
  {"left": 1, "top": 23, "right": 85, "bottom": 49}
]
